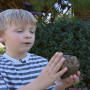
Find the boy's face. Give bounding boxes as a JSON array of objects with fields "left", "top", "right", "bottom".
[{"left": 3, "top": 23, "right": 36, "bottom": 55}]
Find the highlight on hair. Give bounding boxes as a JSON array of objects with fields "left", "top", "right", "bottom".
[{"left": 0, "top": 9, "right": 36, "bottom": 34}]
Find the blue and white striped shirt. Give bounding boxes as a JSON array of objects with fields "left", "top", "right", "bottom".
[{"left": 0, "top": 53, "right": 55, "bottom": 90}]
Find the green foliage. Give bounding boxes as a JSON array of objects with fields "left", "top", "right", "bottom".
[
  {"left": 0, "top": 0, "right": 25, "bottom": 9},
  {"left": 0, "top": 47, "right": 6, "bottom": 55},
  {"left": 28, "top": 0, "right": 56, "bottom": 12},
  {"left": 30, "top": 19, "right": 90, "bottom": 89},
  {"left": 68, "top": 0, "right": 90, "bottom": 13}
]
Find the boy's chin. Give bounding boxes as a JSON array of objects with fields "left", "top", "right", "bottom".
[{"left": 22, "top": 48, "right": 31, "bottom": 52}]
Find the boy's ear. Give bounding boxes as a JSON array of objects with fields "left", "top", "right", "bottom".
[{"left": 0, "top": 34, "right": 5, "bottom": 42}]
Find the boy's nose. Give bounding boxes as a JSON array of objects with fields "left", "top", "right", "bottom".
[
  {"left": 24, "top": 32, "right": 31, "bottom": 39},
  {"left": 25, "top": 36, "right": 30, "bottom": 39}
]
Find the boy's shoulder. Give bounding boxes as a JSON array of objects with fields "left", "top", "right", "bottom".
[
  {"left": 28, "top": 53, "right": 48, "bottom": 62},
  {"left": 28, "top": 53, "right": 47, "bottom": 59},
  {"left": 0, "top": 53, "right": 48, "bottom": 64},
  {"left": 0, "top": 54, "right": 5, "bottom": 62},
  {"left": 0, "top": 54, "right": 6, "bottom": 68}
]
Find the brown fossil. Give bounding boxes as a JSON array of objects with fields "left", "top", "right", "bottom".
[{"left": 60, "top": 55, "right": 80, "bottom": 79}]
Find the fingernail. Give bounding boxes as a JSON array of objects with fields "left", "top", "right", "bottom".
[
  {"left": 55, "top": 52, "right": 59, "bottom": 55},
  {"left": 74, "top": 74, "right": 77, "bottom": 77},
  {"left": 64, "top": 67, "right": 68, "bottom": 70},
  {"left": 62, "top": 57, "right": 65, "bottom": 61},
  {"left": 67, "top": 78, "right": 69, "bottom": 82},
  {"left": 60, "top": 52, "right": 63, "bottom": 55},
  {"left": 70, "top": 75, "right": 73, "bottom": 78}
]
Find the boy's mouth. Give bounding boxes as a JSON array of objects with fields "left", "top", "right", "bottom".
[{"left": 23, "top": 42, "right": 31, "bottom": 44}]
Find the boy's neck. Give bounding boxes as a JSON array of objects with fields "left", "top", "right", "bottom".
[{"left": 6, "top": 51, "right": 28, "bottom": 60}]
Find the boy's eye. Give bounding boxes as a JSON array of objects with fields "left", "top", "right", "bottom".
[
  {"left": 17, "top": 30, "right": 23, "bottom": 33},
  {"left": 30, "top": 31, "right": 35, "bottom": 33}
]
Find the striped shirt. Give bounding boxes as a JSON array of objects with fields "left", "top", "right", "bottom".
[{"left": 0, "top": 53, "right": 55, "bottom": 90}]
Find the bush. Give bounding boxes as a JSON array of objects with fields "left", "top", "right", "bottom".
[
  {"left": 30, "top": 19, "right": 90, "bottom": 89},
  {"left": 0, "top": 47, "right": 6, "bottom": 55}
]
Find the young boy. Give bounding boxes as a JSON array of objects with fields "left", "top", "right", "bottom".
[{"left": 0, "top": 9, "right": 80, "bottom": 90}]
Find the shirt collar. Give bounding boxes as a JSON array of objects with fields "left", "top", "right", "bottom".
[{"left": 3, "top": 52, "right": 30, "bottom": 64}]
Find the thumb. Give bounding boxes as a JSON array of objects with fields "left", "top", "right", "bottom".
[{"left": 56, "top": 77, "right": 62, "bottom": 83}]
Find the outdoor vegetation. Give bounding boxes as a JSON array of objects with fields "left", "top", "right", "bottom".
[
  {"left": 0, "top": 0, "right": 90, "bottom": 90},
  {"left": 30, "top": 19, "right": 90, "bottom": 90}
]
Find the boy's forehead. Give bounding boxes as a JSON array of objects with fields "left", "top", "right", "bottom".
[{"left": 10, "top": 21, "right": 36, "bottom": 29}]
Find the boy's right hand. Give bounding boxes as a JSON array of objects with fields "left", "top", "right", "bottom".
[{"left": 35, "top": 52, "right": 67, "bottom": 90}]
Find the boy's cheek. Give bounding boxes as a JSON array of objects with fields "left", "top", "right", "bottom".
[{"left": 14, "top": 35, "right": 22, "bottom": 41}]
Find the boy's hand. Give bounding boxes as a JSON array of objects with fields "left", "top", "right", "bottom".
[
  {"left": 54, "top": 71, "right": 80, "bottom": 90},
  {"left": 35, "top": 52, "right": 68, "bottom": 90}
]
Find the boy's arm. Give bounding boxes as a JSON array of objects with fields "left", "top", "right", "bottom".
[
  {"left": 17, "top": 52, "right": 80, "bottom": 90},
  {"left": 17, "top": 79, "right": 41, "bottom": 90},
  {"left": 17, "top": 52, "right": 67, "bottom": 90},
  {"left": 52, "top": 89, "right": 64, "bottom": 90}
]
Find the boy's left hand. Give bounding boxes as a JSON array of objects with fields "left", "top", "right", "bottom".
[{"left": 54, "top": 71, "right": 80, "bottom": 90}]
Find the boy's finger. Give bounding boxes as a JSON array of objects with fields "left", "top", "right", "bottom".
[
  {"left": 53, "top": 57, "right": 65, "bottom": 73},
  {"left": 49, "top": 52, "right": 63, "bottom": 71},
  {"left": 55, "top": 67, "right": 67, "bottom": 78},
  {"left": 73, "top": 74, "right": 79, "bottom": 83},
  {"left": 77, "top": 71, "right": 81, "bottom": 77},
  {"left": 67, "top": 75, "right": 73, "bottom": 85},
  {"left": 47, "top": 52, "right": 59, "bottom": 67}
]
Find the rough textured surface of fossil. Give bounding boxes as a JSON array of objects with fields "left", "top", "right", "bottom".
[{"left": 60, "top": 55, "right": 80, "bottom": 79}]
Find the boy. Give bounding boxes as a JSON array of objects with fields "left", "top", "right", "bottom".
[{"left": 0, "top": 9, "right": 80, "bottom": 90}]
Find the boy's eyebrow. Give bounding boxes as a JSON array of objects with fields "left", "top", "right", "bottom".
[
  {"left": 28, "top": 27, "right": 36, "bottom": 31},
  {"left": 29, "top": 27, "right": 36, "bottom": 30},
  {"left": 14, "top": 25, "right": 36, "bottom": 30}
]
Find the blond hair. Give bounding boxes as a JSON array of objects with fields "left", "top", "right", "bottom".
[
  {"left": 0, "top": 9, "right": 36, "bottom": 34},
  {"left": 0, "top": 9, "right": 36, "bottom": 45}
]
